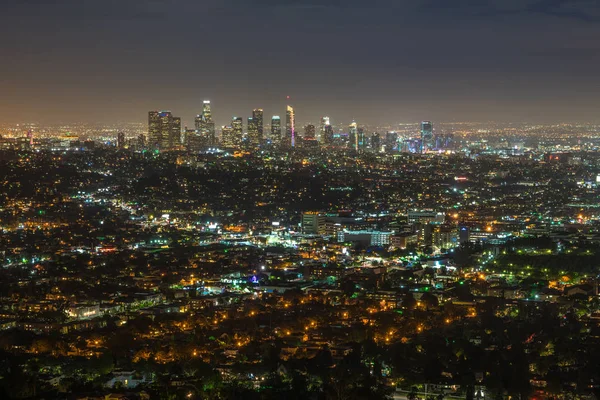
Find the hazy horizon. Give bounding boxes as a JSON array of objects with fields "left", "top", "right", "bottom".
[{"left": 2, "top": 0, "right": 600, "bottom": 125}]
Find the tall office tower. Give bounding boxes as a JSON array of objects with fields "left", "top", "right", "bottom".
[
  {"left": 319, "top": 116, "right": 330, "bottom": 142},
  {"left": 324, "top": 125, "right": 334, "bottom": 145},
  {"left": 435, "top": 134, "right": 443, "bottom": 150},
  {"left": 138, "top": 134, "right": 146, "bottom": 150},
  {"left": 117, "top": 132, "right": 125, "bottom": 149},
  {"left": 348, "top": 121, "right": 358, "bottom": 151},
  {"left": 148, "top": 111, "right": 181, "bottom": 151},
  {"left": 184, "top": 128, "right": 192, "bottom": 150},
  {"left": 205, "top": 122, "right": 217, "bottom": 146},
  {"left": 409, "top": 139, "right": 421, "bottom": 153},
  {"left": 432, "top": 225, "right": 458, "bottom": 250},
  {"left": 435, "top": 133, "right": 453, "bottom": 150},
  {"left": 185, "top": 128, "right": 202, "bottom": 153},
  {"left": 247, "top": 117, "right": 259, "bottom": 145},
  {"left": 194, "top": 100, "right": 215, "bottom": 146},
  {"left": 206, "top": 121, "right": 217, "bottom": 145},
  {"left": 357, "top": 127, "right": 366, "bottom": 150},
  {"left": 302, "top": 212, "right": 326, "bottom": 234},
  {"left": 204, "top": 122, "right": 215, "bottom": 145},
  {"left": 285, "top": 105, "right": 295, "bottom": 147},
  {"left": 170, "top": 117, "right": 181, "bottom": 149},
  {"left": 304, "top": 124, "right": 316, "bottom": 139},
  {"left": 252, "top": 109, "right": 263, "bottom": 143},
  {"left": 271, "top": 116, "right": 281, "bottom": 143},
  {"left": 385, "top": 131, "right": 398, "bottom": 152},
  {"left": 420, "top": 121, "right": 433, "bottom": 153},
  {"left": 159, "top": 112, "right": 171, "bottom": 149},
  {"left": 221, "top": 125, "right": 235, "bottom": 147},
  {"left": 202, "top": 100, "right": 212, "bottom": 122},
  {"left": 445, "top": 133, "right": 454, "bottom": 149},
  {"left": 371, "top": 132, "right": 380, "bottom": 152},
  {"left": 232, "top": 117, "right": 243, "bottom": 146},
  {"left": 148, "top": 111, "right": 161, "bottom": 150}
]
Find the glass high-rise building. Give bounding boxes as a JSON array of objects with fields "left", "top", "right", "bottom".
[
  {"left": 324, "top": 125, "right": 334, "bottom": 145},
  {"left": 385, "top": 131, "right": 398, "bottom": 152},
  {"left": 195, "top": 100, "right": 215, "bottom": 146},
  {"left": 247, "top": 117, "right": 258, "bottom": 146},
  {"left": 370, "top": 132, "right": 380, "bottom": 152},
  {"left": 319, "top": 116, "right": 330, "bottom": 142},
  {"left": 253, "top": 109, "right": 263, "bottom": 144},
  {"left": 185, "top": 128, "right": 202, "bottom": 153},
  {"left": 271, "top": 116, "right": 281, "bottom": 143},
  {"left": 357, "top": 127, "right": 366, "bottom": 150},
  {"left": 304, "top": 124, "right": 316, "bottom": 139},
  {"left": 148, "top": 111, "right": 180, "bottom": 151},
  {"left": 232, "top": 117, "right": 243, "bottom": 147},
  {"left": 221, "top": 125, "right": 235, "bottom": 148},
  {"left": 421, "top": 121, "right": 433, "bottom": 153},
  {"left": 202, "top": 101, "right": 212, "bottom": 122},
  {"left": 348, "top": 121, "right": 358, "bottom": 151},
  {"left": 170, "top": 117, "right": 181, "bottom": 149},
  {"left": 137, "top": 134, "right": 146, "bottom": 149},
  {"left": 285, "top": 105, "right": 295, "bottom": 147},
  {"left": 148, "top": 111, "right": 161, "bottom": 150}
]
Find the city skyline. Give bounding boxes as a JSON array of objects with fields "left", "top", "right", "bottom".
[
  {"left": 5, "top": 1, "right": 600, "bottom": 399},
  {"left": 2, "top": 1, "right": 600, "bottom": 125}
]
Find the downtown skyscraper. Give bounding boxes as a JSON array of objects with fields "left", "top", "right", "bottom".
[
  {"left": 320, "top": 116, "right": 333, "bottom": 144},
  {"left": 285, "top": 105, "right": 295, "bottom": 148},
  {"left": 271, "top": 116, "right": 281, "bottom": 144},
  {"left": 421, "top": 121, "right": 433, "bottom": 153},
  {"left": 221, "top": 125, "right": 235, "bottom": 147},
  {"left": 304, "top": 124, "right": 316, "bottom": 139},
  {"left": 148, "top": 111, "right": 181, "bottom": 151},
  {"left": 185, "top": 127, "right": 202, "bottom": 153},
  {"left": 195, "top": 101, "right": 216, "bottom": 146},
  {"left": 348, "top": 121, "right": 358, "bottom": 151},
  {"left": 357, "top": 127, "right": 366, "bottom": 150},
  {"left": 252, "top": 109, "right": 263, "bottom": 145},
  {"left": 231, "top": 117, "right": 243, "bottom": 146},
  {"left": 247, "top": 108, "right": 263, "bottom": 146},
  {"left": 248, "top": 117, "right": 257, "bottom": 145}
]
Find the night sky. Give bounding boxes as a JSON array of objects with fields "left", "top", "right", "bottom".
[{"left": 2, "top": 0, "right": 600, "bottom": 126}]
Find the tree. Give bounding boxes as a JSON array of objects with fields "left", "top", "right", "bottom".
[
  {"left": 408, "top": 386, "right": 419, "bottom": 400},
  {"left": 402, "top": 293, "right": 417, "bottom": 310},
  {"left": 341, "top": 280, "right": 357, "bottom": 297},
  {"left": 421, "top": 292, "right": 439, "bottom": 309},
  {"left": 314, "top": 345, "right": 334, "bottom": 370}
]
